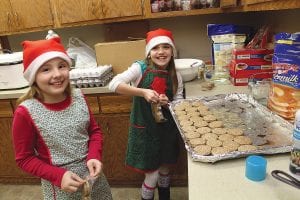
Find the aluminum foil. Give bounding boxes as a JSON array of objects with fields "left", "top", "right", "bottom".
[{"left": 169, "top": 93, "right": 293, "bottom": 163}]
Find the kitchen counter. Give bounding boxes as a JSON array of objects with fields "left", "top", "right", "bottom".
[
  {"left": 184, "top": 80, "right": 299, "bottom": 200},
  {"left": 0, "top": 86, "right": 111, "bottom": 99}
]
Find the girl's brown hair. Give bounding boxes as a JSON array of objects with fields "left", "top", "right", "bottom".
[{"left": 16, "top": 83, "right": 73, "bottom": 105}]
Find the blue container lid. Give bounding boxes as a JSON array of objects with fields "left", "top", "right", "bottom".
[{"left": 245, "top": 155, "right": 267, "bottom": 182}]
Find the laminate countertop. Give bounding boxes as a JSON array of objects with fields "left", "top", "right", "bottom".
[
  {"left": 0, "top": 86, "right": 111, "bottom": 99},
  {"left": 184, "top": 80, "right": 299, "bottom": 200}
]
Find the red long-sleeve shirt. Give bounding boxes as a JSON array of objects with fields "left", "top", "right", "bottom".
[{"left": 12, "top": 93, "right": 103, "bottom": 187}]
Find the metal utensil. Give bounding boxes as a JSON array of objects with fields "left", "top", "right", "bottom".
[{"left": 271, "top": 170, "right": 300, "bottom": 189}]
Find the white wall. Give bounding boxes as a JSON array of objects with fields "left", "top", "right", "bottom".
[{"left": 8, "top": 9, "right": 300, "bottom": 63}]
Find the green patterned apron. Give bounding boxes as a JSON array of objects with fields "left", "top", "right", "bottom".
[{"left": 126, "top": 61, "right": 180, "bottom": 172}]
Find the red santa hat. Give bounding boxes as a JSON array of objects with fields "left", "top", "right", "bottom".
[
  {"left": 22, "top": 37, "right": 72, "bottom": 85},
  {"left": 145, "top": 28, "right": 176, "bottom": 57}
]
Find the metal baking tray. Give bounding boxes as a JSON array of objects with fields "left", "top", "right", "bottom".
[{"left": 169, "top": 93, "right": 293, "bottom": 163}]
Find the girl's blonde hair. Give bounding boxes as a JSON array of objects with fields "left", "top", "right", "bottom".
[
  {"left": 146, "top": 56, "right": 178, "bottom": 97},
  {"left": 16, "top": 83, "right": 73, "bottom": 105}
]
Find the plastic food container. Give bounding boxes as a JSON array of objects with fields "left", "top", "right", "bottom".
[{"left": 175, "top": 58, "right": 204, "bottom": 82}]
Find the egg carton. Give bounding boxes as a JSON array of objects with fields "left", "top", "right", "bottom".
[{"left": 70, "top": 65, "right": 113, "bottom": 88}]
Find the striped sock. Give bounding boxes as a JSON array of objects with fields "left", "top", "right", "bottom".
[
  {"left": 141, "top": 182, "right": 155, "bottom": 199},
  {"left": 158, "top": 172, "right": 170, "bottom": 188}
]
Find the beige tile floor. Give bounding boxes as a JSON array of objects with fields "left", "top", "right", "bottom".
[{"left": 0, "top": 184, "right": 188, "bottom": 200}]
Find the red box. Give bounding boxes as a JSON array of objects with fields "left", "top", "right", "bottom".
[
  {"left": 232, "top": 48, "right": 273, "bottom": 62},
  {"left": 230, "top": 71, "right": 273, "bottom": 86},
  {"left": 230, "top": 60, "right": 273, "bottom": 77},
  {"left": 230, "top": 76, "right": 249, "bottom": 86}
]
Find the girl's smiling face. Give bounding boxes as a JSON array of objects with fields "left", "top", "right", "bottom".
[
  {"left": 149, "top": 43, "right": 173, "bottom": 69},
  {"left": 35, "top": 58, "right": 70, "bottom": 103}
]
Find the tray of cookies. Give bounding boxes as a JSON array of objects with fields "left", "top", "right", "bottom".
[{"left": 169, "top": 93, "right": 293, "bottom": 163}]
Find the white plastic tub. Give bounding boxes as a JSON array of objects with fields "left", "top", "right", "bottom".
[{"left": 175, "top": 58, "right": 204, "bottom": 82}]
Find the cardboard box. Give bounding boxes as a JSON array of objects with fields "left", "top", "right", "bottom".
[
  {"left": 230, "top": 60, "right": 273, "bottom": 77},
  {"left": 230, "top": 71, "right": 273, "bottom": 86},
  {"left": 232, "top": 48, "right": 273, "bottom": 62},
  {"left": 94, "top": 39, "right": 146, "bottom": 74}
]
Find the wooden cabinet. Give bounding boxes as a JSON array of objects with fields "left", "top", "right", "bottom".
[
  {"left": 1, "top": 0, "right": 300, "bottom": 36},
  {"left": 0, "top": 100, "right": 39, "bottom": 183},
  {"left": 144, "top": 0, "right": 300, "bottom": 19},
  {"left": 55, "top": 0, "right": 143, "bottom": 27},
  {"left": 102, "top": 0, "right": 143, "bottom": 19},
  {"left": 0, "top": 0, "right": 54, "bottom": 35},
  {"left": 56, "top": 0, "right": 103, "bottom": 25}
]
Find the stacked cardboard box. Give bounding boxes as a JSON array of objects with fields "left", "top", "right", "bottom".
[
  {"left": 229, "top": 48, "right": 274, "bottom": 86},
  {"left": 94, "top": 39, "right": 146, "bottom": 75}
]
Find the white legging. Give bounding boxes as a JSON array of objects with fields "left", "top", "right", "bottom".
[{"left": 144, "top": 166, "right": 170, "bottom": 187}]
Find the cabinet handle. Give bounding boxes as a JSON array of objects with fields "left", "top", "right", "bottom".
[
  {"left": 7, "top": 12, "right": 11, "bottom": 28},
  {"left": 105, "top": 122, "right": 111, "bottom": 135},
  {"left": 14, "top": 12, "right": 20, "bottom": 26},
  {"left": 100, "top": 0, "right": 105, "bottom": 17},
  {"left": 141, "top": 0, "right": 145, "bottom": 16}
]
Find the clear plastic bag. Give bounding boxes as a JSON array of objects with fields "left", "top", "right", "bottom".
[{"left": 67, "top": 37, "right": 97, "bottom": 69}]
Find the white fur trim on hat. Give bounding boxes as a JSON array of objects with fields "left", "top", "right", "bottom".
[
  {"left": 145, "top": 36, "right": 176, "bottom": 57},
  {"left": 23, "top": 51, "right": 72, "bottom": 85}
]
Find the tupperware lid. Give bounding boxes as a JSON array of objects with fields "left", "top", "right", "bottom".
[{"left": 0, "top": 52, "right": 23, "bottom": 65}]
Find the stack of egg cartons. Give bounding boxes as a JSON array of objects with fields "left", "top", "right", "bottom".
[{"left": 70, "top": 65, "right": 113, "bottom": 88}]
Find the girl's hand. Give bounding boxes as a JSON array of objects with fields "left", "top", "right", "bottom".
[
  {"left": 159, "top": 94, "right": 169, "bottom": 105},
  {"left": 61, "top": 171, "right": 84, "bottom": 193},
  {"left": 87, "top": 159, "right": 102, "bottom": 178},
  {"left": 142, "top": 89, "right": 159, "bottom": 103}
]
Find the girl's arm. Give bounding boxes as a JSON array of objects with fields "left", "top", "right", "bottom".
[
  {"left": 12, "top": 106, "right": 67, "bottom": 187},
  {"left": 86, "top": 105, "right": 103, "bottom": 161},
  {"left": 174, "top": 72, "right": 184, "bottom": 100},
  {"left": 109, "top": 62, "right": 159, "bottom": 103}
]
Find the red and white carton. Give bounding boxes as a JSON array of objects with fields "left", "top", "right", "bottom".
[{"left": 232, "top": 48, "right": 273, "bottom": 63}]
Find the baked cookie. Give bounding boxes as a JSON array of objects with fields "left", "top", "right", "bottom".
[
  {"left": 191, "top": 101, "right": 205, "bottom": 107},
  {"left": 194, "top": 145, "right": 212, "bottom": 156},
  {"left": 181, "top": 125, "right": 196, "bottom": 133},
  {"left": 212, "top": 128, "right": 228, "bottom": 135},
  {"left": 206, "top": 139, "right": 222, "bottom": 147},
  {"left": 227, "top": 128, "right": 244, "bottom": 136},
  {"left": 202, "top": 133, "right": 218, "bottom": 140},
  {"left": 190, "top": 116, "right": 203, "bottom": 123},
  {"left": 174, "top": 110, "right": 187, "bottom": 116},
  {"left": 185, "top": 132, "right": 201, "bottom": 139},
  {"left": 222, "top": 140, "right": 240, "bottom": 152},
  {"left": 203, "top": 114, "right": 217, "bottom": 122},
  {"left": 189, "top": 138, "right": 206, "bottom": 146},
  {"left": 194, "top": 120, "right": 208, "bottom": 128},
  {"left": 238, "top": 145, "right": 257, "bottom": 152},
  {"left": 218, "top": 134, "right": 234, "bottom": 141},
  {"left": 208, "top": 121, "right": 224, "bottom": 128},
  {"left": 179, "top": 119, "right": 193, "bottom": 127},
  {"left": 234, "top": 136, "right": 252, "bottom": 145},
  {"left": 196, "top": 127, "right": 212, "bottom": 135},
  {"left": 185, "top": 107, "right": 199, "bottom": 113},
  {"left": 211, "top": 146, "right": 230, "bottom": 155},
  {"left": 198, "top": 109, "right": 212, "bottom": 117}
]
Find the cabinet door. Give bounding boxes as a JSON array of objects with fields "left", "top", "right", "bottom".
[
  {"left": 0, "top": 1, "right": 13, "bottom": 34},
  {"left": 102, "top": 0, "right": 143, "bottom": 19},
  {"left": 10, "top": 0, "right": 53, "bottom": 31},
  {"left": 0, "top": 118, "right": 39, "bottom": 183},
  {"left": 57, "top": 0, "right": 103, "bottom": 25},
  {"left": 96, "top": 114, "right": 144, "bottom": 186}
]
